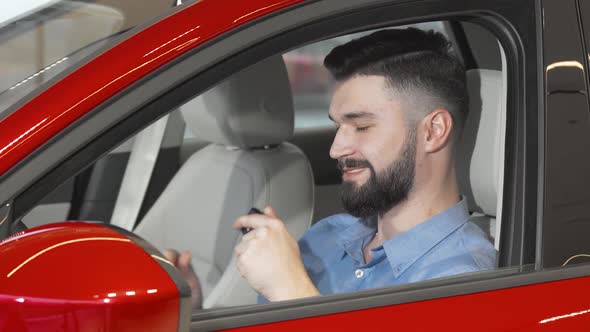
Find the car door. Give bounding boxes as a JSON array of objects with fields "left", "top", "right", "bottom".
[{"left": 1, "top": 0, "right": 590, "bottom": 330}]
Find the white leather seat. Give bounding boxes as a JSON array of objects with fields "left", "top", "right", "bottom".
[
  {"left": 135, "top": 56, "right": 314, "bottom": 308},
  {"left": 457, "top": 69, "right": 506, "bottom": 250}
]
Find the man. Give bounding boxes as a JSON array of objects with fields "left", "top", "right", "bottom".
[
  {"left": 169, "top": 27, "right": 496, "bottom": 306},
  {"left": 232, "top": 27, "right": 497, "bottom": 302}
]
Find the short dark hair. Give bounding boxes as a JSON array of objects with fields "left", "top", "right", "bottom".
[{"left": 324, "top": 28, "right": 467, "bottom": 140}]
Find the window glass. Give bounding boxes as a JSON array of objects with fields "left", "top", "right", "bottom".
[{"left": 0, "top": 0, "right": 176, "bottom": 115}]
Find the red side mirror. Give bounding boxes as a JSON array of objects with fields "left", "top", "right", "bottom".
[{"left": 0, "top": 222, "right": 191, "bottom": 331}]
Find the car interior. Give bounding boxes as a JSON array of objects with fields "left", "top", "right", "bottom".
[{"left": 19, "top": 19, "right": 507, "bottom": 308}]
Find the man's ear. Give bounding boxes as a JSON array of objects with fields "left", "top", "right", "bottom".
[{"left": 422, "top": 109, "right": 454, "bottom": 153}]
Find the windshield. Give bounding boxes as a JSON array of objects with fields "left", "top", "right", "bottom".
[{"left": 0, "top": 0, "right": 176, "bottom": 116}]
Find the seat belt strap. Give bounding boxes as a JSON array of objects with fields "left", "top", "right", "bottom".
[{"left": 110, "top": 116, "right": 169, "bottom": 230}]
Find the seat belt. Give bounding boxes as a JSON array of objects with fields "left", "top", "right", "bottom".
[{"left": 110, "top": 116, "right": 169, "bottom": 231}]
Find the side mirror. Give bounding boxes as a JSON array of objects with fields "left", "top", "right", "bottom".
[{"left": 0, "top": 222, "right": 191, "bottom": 331}]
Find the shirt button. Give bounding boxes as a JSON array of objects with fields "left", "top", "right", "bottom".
[{"left": 355, "top": 269, "right": 364, "bottom": 278}]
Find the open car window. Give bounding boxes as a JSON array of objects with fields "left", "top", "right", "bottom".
[{"left": 20, "top": 17, "right": 511, "bottom": 313}]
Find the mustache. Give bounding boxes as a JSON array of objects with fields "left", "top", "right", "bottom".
[{"left": 337, "top": 159, "right": 372, "bottom": 172}]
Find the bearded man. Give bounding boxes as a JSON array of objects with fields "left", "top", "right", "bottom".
[{"left": 231, "top": 27, "right": 496, "bottom": 302}]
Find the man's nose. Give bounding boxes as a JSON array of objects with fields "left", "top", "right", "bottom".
[{"left": 329, "top": 128, "right": 354, "bottom": 160}]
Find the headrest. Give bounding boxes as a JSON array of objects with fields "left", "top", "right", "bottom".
[
  {"left": 181, "top": 56, "right": 294, "bottom": 148},
  {"left": 457, "top": 69, "right": 505, "bottom": 216}
]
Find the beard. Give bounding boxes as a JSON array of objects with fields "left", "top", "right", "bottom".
[{"left": 338, "top": 129, "right": 416, "bottom": 223}]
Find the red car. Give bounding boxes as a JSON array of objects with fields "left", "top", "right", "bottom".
[{"left": 0, "top": 0, "right": 589, "bottom": 330}]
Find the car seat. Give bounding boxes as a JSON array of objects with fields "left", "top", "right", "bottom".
[
  {"left": 457, "top": 68, "right": 506, "bottom": 251},
  {"left": 135, "top": 56, "right": 315, "bottom": 308}
]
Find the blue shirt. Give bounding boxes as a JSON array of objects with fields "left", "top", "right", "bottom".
[{"left": 298, "top": 198, "right": 496, "bottom": 295}]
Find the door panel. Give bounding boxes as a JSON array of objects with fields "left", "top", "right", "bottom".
[
  {"left": 221, "top": 275, "right": 590, "bottom": 330},
  {"left": 542, "top": 0, "right": 590, "bottom": 268}
]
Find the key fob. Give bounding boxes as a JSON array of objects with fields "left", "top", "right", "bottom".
[{"left": 241, "top": 207, "right": 262, "bottom": 234}]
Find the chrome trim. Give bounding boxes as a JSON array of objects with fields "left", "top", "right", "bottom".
[{"left": 0, "top": 202, "right": 12, "bottom": 240}]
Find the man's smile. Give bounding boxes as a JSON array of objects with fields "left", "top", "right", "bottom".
[{"left": 342, "top": 167, "right": 369, "bottom": 180}]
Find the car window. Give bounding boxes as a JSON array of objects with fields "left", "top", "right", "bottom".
[
  {"left": 0, "top": 0, "right": 176, "bottom": 116},
  {"left": 21, "top": 18, "right": 510, "bottom": 313}
]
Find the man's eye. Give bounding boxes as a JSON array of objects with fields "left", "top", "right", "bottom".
[{"left": 356, "top": 126, "right": 371, "bottom": 132}]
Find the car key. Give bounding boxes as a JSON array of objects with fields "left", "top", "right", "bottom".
[{"left": 241, "top": 207, "right": 262, "bottom": 234}]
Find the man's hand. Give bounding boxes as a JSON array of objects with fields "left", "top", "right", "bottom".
[
  {"left": 163, "top": 249, "right": 203, "bottom": 309},
  {"left": 233, "top": 207, "right": 319, "bottom": 302}
]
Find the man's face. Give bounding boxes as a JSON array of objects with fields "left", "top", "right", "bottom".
[{"left": 328, "top": 75, "right": 417, "bottom": 219}]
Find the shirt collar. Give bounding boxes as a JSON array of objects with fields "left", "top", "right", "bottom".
[
  {"left": 336, "top": 216, "right": 376, "bottom": 265},
  {"left": 382, "top": 197, "right": 470, "bottom": 278},
  {"left": 334, "top": 197, "right": 470, "bottom": 274}
]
